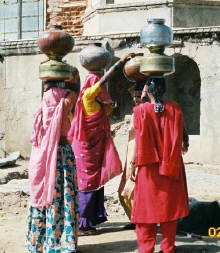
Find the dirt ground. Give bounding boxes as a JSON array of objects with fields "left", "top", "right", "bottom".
[{"left": 0, "top": 161, "right": 220, "bottom": 253}]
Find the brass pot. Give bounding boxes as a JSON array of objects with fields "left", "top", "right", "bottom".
[
  {"left": 140, "top": 53, "right": 175, "bottom": 76},
  {"left": 124, "top": 56, "right": 149, "bottom": 82},
  {"left": 39, "top": 60, "right": 72, "bottom": 81}
]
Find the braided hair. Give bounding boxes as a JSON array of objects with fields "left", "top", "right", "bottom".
[{"left": 147, "top": 77, "right": 166, "bottom": 113}]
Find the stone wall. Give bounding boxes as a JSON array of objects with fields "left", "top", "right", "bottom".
[
  {"left": 0, "top": 54, "right": 42, "bottom": 156},
  {"left": 165, "top": 54, "right": 201, "bottom": 135},
  {"left": 0, "top": 60, "right": 5, "bottom": 157},
  {"left": 46, "top": 0, "right": 87, "bottom": 36}
]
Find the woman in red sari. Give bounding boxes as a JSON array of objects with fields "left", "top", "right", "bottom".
[
  {"left": 131, "top": 77, "right": 189, "bottom": 253},
  {"left": 68, "top": 52, "right": 138, "bottom": 235}
]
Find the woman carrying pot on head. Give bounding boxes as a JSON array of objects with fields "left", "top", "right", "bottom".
[
  {"left": 26, "top": 71, "right": 80, "bottom": 253},
  {"left": 131, "top": 77, "right": 189, "bottom": 253},
  {"left": 68, "top": 49, "right": 139, "bottom": 236}
]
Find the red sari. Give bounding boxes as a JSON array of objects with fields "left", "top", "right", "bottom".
[
  {"left": 68, "top": 73, "right": 122, "bottom": 191},
  {"left": 131, "top": 101, "right": 189, "bottom": 224}
]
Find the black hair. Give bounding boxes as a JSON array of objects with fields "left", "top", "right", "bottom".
[
  {"left": 134, "top": 82, "right": 145, "bottom": 92},
  {"left": 147, "top": 77, "right": 166, "bottom": 113}
]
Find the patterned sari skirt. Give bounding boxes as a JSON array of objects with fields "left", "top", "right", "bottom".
[{"left": 26, "top": 144, "right": 79, "bottom": 253}]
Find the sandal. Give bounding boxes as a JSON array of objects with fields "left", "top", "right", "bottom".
[
  {"left": 78, "top": 229, "right": 89, "bottom": 236},
  {"left": 87, "top": 228, "right": 98, "bottom": 235},
  {"left": 78, "top": 227, "right": 98, "bottom": 236}
]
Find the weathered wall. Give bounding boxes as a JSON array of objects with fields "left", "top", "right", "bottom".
[
  {"left": 173, "top": 5, "right": 220, "bottom": 27},
  {"left": 46, "top": 0, "right": 86, "bottom": 36},
  {"left": 2, "top": 55, "right": 42, "bottom": 156},
  {"left": 0, "top": 61, "right": 5, "bottom": 156},
  {"left": 180, "top": 43, "right": 220, "bottom": 165},
  {"left": 165, "top": 54, "right": 201, "bottom": 135}
]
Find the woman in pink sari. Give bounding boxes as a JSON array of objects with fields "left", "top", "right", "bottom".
[
  {"left": 26, "top": 76, "right": 79, "bottom": 253},
  {"left": 68, "top": 53, "right": 138, "bottom": 235}
]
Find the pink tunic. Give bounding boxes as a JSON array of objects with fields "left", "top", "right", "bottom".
[
  {"left": 29, "top": 88, "right": 75, "bottom": 207},
  {"left": 131, "top": 102, "right": 189, "bottom": 223}
]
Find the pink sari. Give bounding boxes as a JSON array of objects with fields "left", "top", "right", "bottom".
[
  {"left": 29, "top": 88, "right": 68, "bottom": 207},
  {"left": 68, "top": 73, "right": 122, "bottom": 191}
]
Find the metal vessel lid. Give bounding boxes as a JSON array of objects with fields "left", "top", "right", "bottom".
[{"left": 147, "top": 19, "right": 165, "bottom": 24}]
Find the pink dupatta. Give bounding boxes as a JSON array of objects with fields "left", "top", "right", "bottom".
[{"left": 29, "top": 88, "right": 68, "bottom": 207}]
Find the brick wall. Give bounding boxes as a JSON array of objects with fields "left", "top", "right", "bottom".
[{"left": 46, "top": 0, "right": 87, "bottom": 36}]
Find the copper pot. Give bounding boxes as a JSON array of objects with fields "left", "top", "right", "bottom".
[
  {"left": 79, "top": 44, "right": 112, "bottom": 71},
  {"left": 37, "top": 25, "right": 75, "bottom": 60},
  {"left": 124, "top": 56, "right": 149, "bottom": 82}
]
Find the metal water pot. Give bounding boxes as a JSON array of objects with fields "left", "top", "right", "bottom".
[
  {"left": 140, "top": 19, "right": 173, "bottom": 47},
  {"left": 39, "top": 60, "right": 73, "bottom": 81},
  {"left": 140, "top": 19, "right": 174, "bottom": 76},
  {"left": 140, "top": 53, "right": 175, "bottom": 76},
  {"left": 79, "top": 44, "right": 112, "bottom": 71}
]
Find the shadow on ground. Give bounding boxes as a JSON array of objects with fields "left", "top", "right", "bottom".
[
  {"left": 0, "top": 164, "right": 21, "bottom": 169},
  {"left": 176, "top": 235, "right": 220, "bottom": 244},
  {"left": 175, "top": 244, "right": 220, "bottom": 253},
  {"left": 79, "top": 222, "right": 220, "bottom": 253},
  {"left": 97, "top": 221, "right": 130, "bottom": 234},
  {"left": 79, "top": 240, "right": 220, "bottom": 253},
  {"left": 79, "top": 240, "right": 137, "bottom": 253}
]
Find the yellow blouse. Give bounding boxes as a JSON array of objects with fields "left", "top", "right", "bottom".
[{"left": 82, "top": 82, "right": 113, "bottom": 116}]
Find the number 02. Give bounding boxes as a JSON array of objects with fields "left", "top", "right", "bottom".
[{"left": 208, "top": 227, "right": 220, "bottom": 238}]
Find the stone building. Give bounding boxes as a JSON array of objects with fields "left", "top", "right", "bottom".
[{"left": 0, "top": 0, "right": 220, "bottom": 167}]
